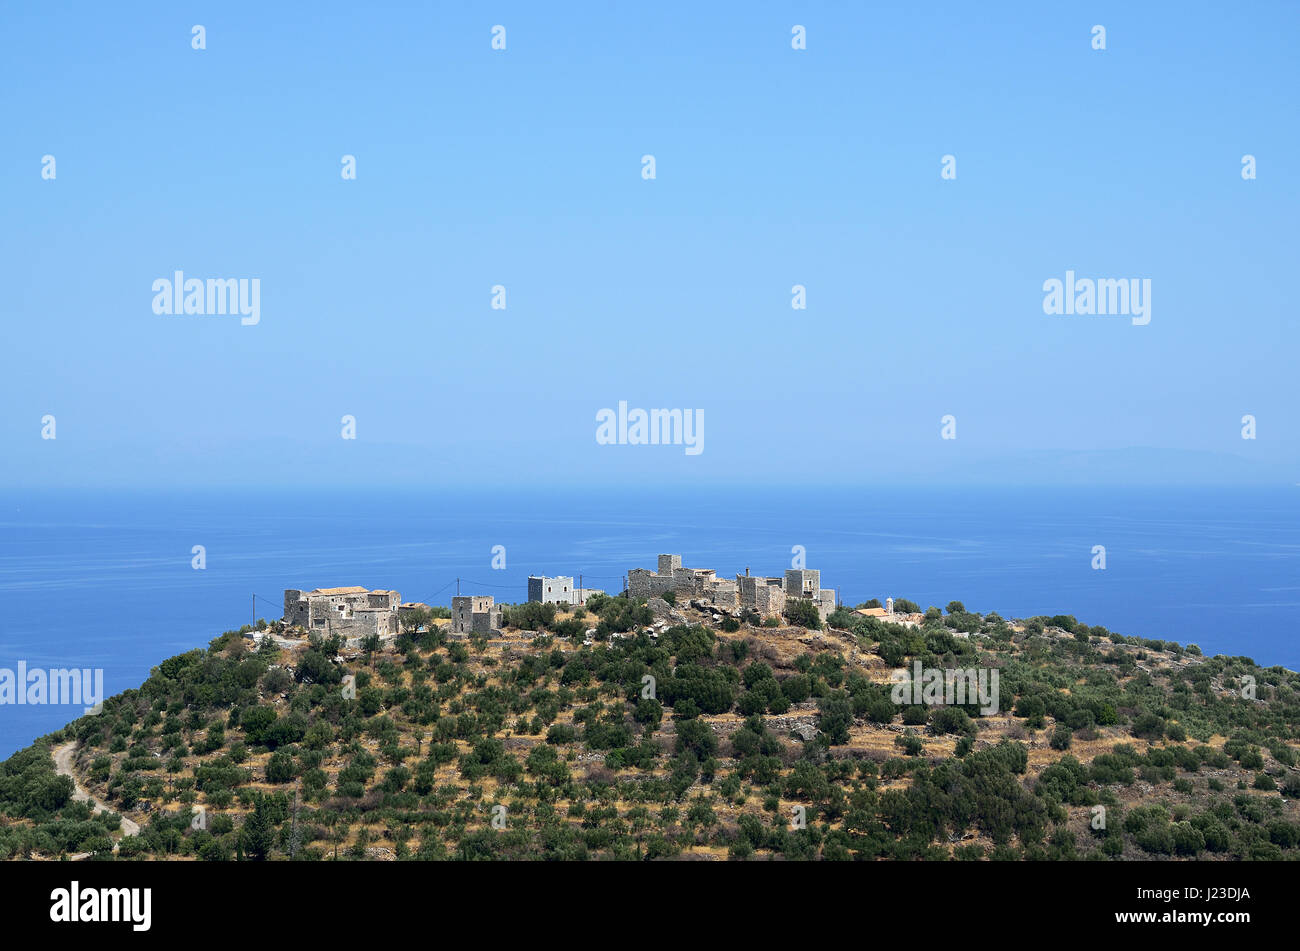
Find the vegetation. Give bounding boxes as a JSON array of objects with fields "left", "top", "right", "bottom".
[{"left": 2, "top": 596, "right": 1297, "bottom": 861}]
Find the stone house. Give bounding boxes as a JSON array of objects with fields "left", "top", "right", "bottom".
[
  {"left": 282, "top": 586, "right": 401, "bottom": 638},
  {"left": 528, "top": 576, "right": 605, "bottom": 606},
  {"left": 451, "top": 595, "right": 501, "bottom": 635}
]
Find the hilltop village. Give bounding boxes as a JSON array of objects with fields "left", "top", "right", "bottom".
[
  {"left": 276, "top": 553, "right": 906, "bottom": 643},
  {"left": 9, "top": 549, "right": 1299, "bottom": 867}
]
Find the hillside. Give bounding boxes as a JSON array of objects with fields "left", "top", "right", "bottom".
[{"left": 2, "top": 593, "right": 1298, "bottom": 861}]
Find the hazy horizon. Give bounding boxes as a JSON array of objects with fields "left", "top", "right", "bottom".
[{"left": 2, "top": 445, "right": 1292, "bottom": 490}]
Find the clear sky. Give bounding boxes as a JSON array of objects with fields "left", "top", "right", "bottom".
[{"left": 3, "top": 2, "right": 1297, "bottom": 488}]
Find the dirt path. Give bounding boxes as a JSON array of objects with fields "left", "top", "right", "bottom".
[{"left": 52, "top": 741, "right": 142, "bottom": 840}]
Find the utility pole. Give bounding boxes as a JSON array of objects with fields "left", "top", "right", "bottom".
[
  {"left": 456, "top": 577, "right": 460, "bottom": 596},
  {"left": 252, "top": 593, "right": 256, "bottom": 628}
]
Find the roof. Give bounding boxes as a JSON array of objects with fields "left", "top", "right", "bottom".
[{"left": 310, "top": 586, "right": 368, "bottom": 596}]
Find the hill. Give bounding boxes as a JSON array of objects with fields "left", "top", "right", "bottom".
[{"left": 2, "top": 593, "right": 1298, "bottom": 861}]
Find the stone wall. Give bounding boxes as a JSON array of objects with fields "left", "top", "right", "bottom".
[
  {"left": 673, "top": 568, "right": 717, "bottom": 597},
  {"left": 628, "top": 568, "right": 675, "bottom": 599},
  {"left": 755, "top": 584, "right": 787, "bottom": 616},
  {"left": 329, "top": 613, "right": 396, "bottom": 640},
  {"left": 817, "top": 589, "right": 836, "bottom": 620},
  {"left": 706, "top": 579, "right": 738, "bottom": 609}
]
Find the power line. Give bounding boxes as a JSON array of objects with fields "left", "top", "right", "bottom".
[
  {"left": 410, "top": 579, "right": 457, "bottom": 605},
  {"left": 252, "top": 593, "right": 283, "bottom": 623}
]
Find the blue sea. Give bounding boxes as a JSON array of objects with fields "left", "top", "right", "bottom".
[{"left": 1, "top": 485, "right": 1297, "bottom": 759}]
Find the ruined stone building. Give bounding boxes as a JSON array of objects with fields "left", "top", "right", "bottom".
[
  {"left": 782, "top": 569, "right": 837, "bottom": 619},
  {"left": 627, "top": 554, "right": 738, "bottom": 607},
  {"left": 627, "top": 554, "right": 836, "bottom": 621},
  {"left": 451, "top": 595, "right": 501, "bottom": 635},
  {"left": 282, "top": 587, "right": 401, "bottom": 638},
  {"left": 737, "top": 574, "right": 787, "bottom": 616},
  {"left": 734, "top": 569, "right": 838, "bottom": 619},
  {"left": 527, "top": 576, "right": 605, "bottom": 606}
]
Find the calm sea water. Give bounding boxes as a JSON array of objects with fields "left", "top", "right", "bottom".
[{"left": 1, "top": 485, "right": 1296, "bottom": 758}]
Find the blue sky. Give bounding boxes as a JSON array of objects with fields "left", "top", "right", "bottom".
[{"left": 3, "top": 2, "right": 1297, "bottom": 488}]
